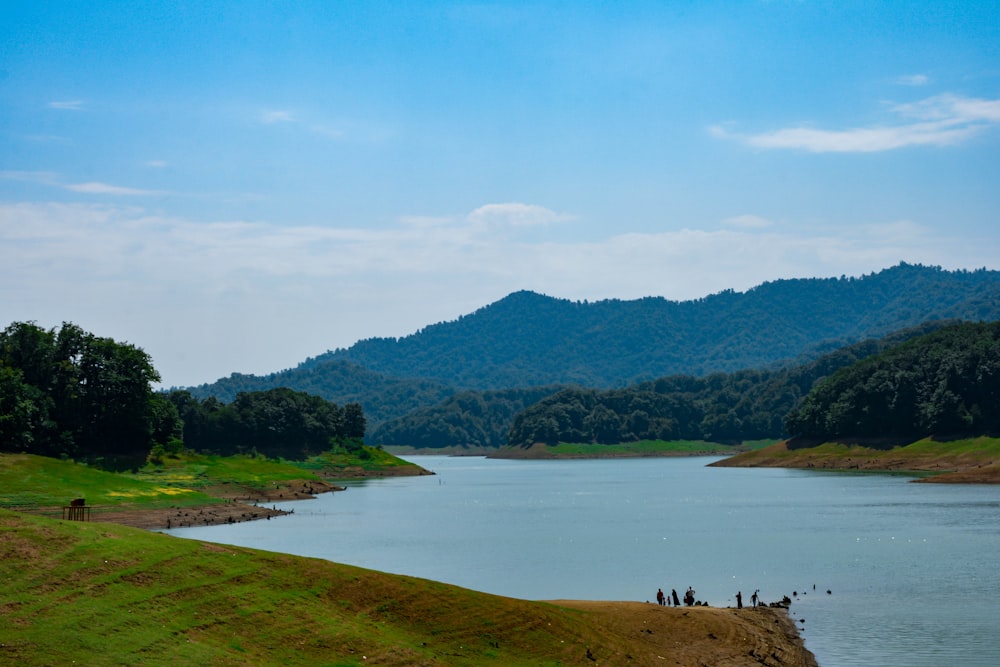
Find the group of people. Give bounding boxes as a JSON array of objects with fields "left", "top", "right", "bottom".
[
  {"left": 655, "top": 587, "right": 761, "bottom": 609},
  {"left": 655, "top": 587, "right": 695, "bottom": 607},
  {"left": 735, "top": 589, "right": 760, "bottom": 609}
]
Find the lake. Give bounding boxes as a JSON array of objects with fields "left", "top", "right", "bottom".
[{"left": 169, "top": 456, "right": 1000, "bottom": 666}]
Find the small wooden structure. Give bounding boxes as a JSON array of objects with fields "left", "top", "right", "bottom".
[{"left": 62, "top": 498, "right": 91, "bottom": 522}]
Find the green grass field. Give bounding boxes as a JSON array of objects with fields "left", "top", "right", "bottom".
[
  {"left": 0, "top": 453, "right": 220, "bottom": 511},
  {"left": 0, "top": 508, "right": 624, "bottom": 666},
  {"left": 0, "top": 447, "right": 427, "bottom": 514}
]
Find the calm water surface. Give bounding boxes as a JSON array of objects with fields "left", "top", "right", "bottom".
[{"left": 170, "top": 456, "right": 1000, "bottom": 666}]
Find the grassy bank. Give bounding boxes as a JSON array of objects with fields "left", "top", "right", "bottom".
[
  {"left": 0, "top": 453, "right": 221, "bottom": 512},
  {"left": 0, "top": 509, "right": 814, "bottom": 666},
  {"left": 1, "top": 448, "right": 430, "bottom": 528},
  {"left": 713, "top": 436, "right": 1000, "bottom": 483}
]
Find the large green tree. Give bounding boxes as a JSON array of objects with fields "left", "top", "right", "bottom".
[{"left": 0, "top": 321, "right": 170, "bottom": 467}]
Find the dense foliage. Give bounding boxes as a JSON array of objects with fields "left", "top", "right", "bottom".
[
  {"left": 370, "top": 386, "right": 564, "bottom": 449},
  {"left": 0, "top": 321, "right": 171, "bottom": 467},
  {"left": 506, "top": 322, "right": 954, "bottom": 448},
  {"left": 166, "top": 388, "right": 366, "bottom": 459},
  {"left": 785, "top": 321, "right": 1000, "bottom": 440},
  {"left": 186, "top": 265, "right": 1000, "bottom": 435},
  {"left": 0, "top": 321, "right": 367, "bottom": 467}
]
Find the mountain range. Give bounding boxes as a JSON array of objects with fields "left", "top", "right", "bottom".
[{"left": 185, "top": 263, "right": 1000, "bottom": 436}]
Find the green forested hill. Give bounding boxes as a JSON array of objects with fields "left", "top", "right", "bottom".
[
  {"left": 785, "top": 320, "right": 1000, "bottom": 440},
  {"left": 504, "top": 322, "right": 952, "bottom": 448},
  {"left": 369, "top": 385, "right": 566, "bottom": 450},
  {"left": 186, "top": 264, "right": 1000, "bottom": 433}
]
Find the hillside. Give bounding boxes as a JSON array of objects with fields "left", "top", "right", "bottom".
[
  {"left": 186, "top": 264, "right": 1000, "bottom": 430},
  {"left": 2, "top": 509, "right": 816, "bottom": 666}
]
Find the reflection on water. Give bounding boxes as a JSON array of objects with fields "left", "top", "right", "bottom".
[{"left": 169, "top": 456, "right": 1000, "bottom": 667}]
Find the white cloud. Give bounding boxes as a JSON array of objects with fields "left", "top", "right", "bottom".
[
  {"left": 2, "top": 171, "right": 164, "bottom": 196},
  {"left": 467, "top": 203, "right": 574, "bottom": 226},
  {"left": 261, "top": 110, "right": 296, "bottom": 124},
  {"left": 65, "top": 181, "right": 164, "bottom": 196},
  {"left": 145, "top": 160, "right": 168, "bottom": 168},
  {"left": 893, "top": 93, "right": 1000, "bottom": 123},
  {"left": 895, "top": 74, "right": 929, "bottom": 86},
  {"left": 713, "top": 93, "right": 1000, "bottom": 153},
  {"left": 259, "top": 109, "right": 347, "bottom": 139},
  {"left": 47, "top": 100, "right": 84, "bottom": 110},
  {"left": 1, "top": 201, "right": 991, "bottom": 387}
]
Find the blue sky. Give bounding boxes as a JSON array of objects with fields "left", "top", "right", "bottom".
[{"left": 2, "top": 1, "right": 999, "bottom": 387}]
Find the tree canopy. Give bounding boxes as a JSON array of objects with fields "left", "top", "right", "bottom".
[
  {"left": 0, "top": 321, "right": 169, "bottom": 468},
  {"left": 785, "top": 321, "right": 1000, "bottom": 440},
  {"left": 166, "top": 388, "right": 365, "bottom": 459},
  {"left": 504, "top": 321, "right": 964, "bottom": 449},
  {"left": 1, "top": 321, "right": 367, "bottom": 467}
]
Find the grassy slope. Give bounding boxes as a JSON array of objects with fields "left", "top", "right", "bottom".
[
  {"left": 0, "top": 509, "right": 813, "bottom": 666},
  {"left": 0, "top": 453, "right": 220, "bottom": 511},
  {"left": 713, "top": 436, "right": 1000, "bottom": 482}
]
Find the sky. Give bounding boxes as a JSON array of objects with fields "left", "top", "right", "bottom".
[{"left": 2, "top": 1, "right": 999, "bottom": 388}]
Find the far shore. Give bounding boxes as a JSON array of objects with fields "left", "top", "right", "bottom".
[
  {"left": 712, "top": 437, "right": 1000, "bottom": 483},
  {"left": 390, "top": 436, "right": 1000, "bottom": 483}
]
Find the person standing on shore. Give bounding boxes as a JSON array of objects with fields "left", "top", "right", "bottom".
[
  {"left": 736, "top": 591, "right": 743, "bottom": 609},
  {"left": 672, "top": 589, "right": 680, "bottom": 606},
  {"left": 751, "top": 590, "right": 759, "bottom": 609},
  {"left": 657, "top": 588, "right": 665, "bottom": 606}
]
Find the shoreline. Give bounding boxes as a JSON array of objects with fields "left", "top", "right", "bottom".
[
  {"left": 51, "top": 462, "right": 436, "bottom": 530},
  {"left": 712, "top": 438, "right": 1000, "bottom": 483}
]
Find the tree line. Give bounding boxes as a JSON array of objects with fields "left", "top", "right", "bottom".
[
  {"left": 164, "top": 388, "right": 365, "bottom": 460},
  {"left": 505, "top": 321, "right": 981, "bottom": 448},
  {"left": 0, "top": 322, "right": 365, "bottom": 468}
]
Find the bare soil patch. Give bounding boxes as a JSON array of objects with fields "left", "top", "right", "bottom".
[{"left": 546, "top": 601, "right": 817, "bottom": 667}]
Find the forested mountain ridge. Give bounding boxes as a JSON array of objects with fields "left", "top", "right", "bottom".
[
  {"left": 186, "top": 264, "right": 1000, "bottom": 431},
  {"left": 297, "top": 263, "right": 1000, "bottom": 389}
]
